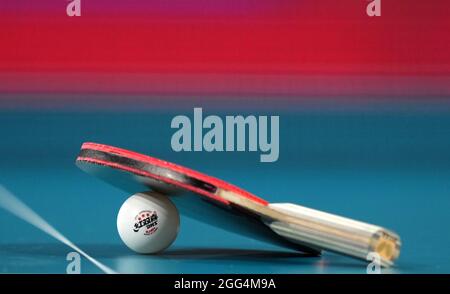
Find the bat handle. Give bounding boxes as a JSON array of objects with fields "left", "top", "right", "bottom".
[{"left": 267, "top": 203, "right": 401, "bottom": 267}]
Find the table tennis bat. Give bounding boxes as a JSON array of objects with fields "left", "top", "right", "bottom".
[{"left": 76, "top": 142, "right": 400, "bottom": 267}]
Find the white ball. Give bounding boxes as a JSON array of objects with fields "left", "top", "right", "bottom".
[{"left": 117, "top": 192, "right": 180, "bottom": 254}]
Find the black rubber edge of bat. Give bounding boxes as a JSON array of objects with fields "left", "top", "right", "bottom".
[{"left": 78, "top": 149, "right": 217, "bottom": 194}]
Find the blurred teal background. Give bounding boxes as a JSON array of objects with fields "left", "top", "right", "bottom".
[{"left": 1, "top": 102, "right": 450, "bottom": 273}]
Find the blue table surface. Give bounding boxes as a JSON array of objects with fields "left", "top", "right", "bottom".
[{"left": 1, "top": 107, "right": 450, "bottom": 273}]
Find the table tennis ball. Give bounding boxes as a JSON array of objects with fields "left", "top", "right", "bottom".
[{"left": 117, "top": 192, "right": 180, "bottom": 254}]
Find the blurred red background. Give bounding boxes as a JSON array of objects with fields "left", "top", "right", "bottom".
[{"left": 0, "top": 0, "right": 449, "bottom": 100}]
